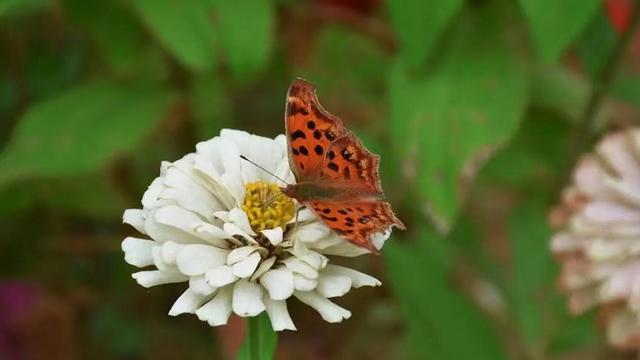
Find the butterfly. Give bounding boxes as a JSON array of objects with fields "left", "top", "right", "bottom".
[{"left": 280, "top": 78, "right": 405, "bottom": 253}]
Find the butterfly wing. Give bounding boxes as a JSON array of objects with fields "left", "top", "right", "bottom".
[
  {"left": 285, "top": 78, "right": 347, "bottom": 180},
  {"left": 320, "top": 133, "right": 383, "bottom": 195},
  {"left": 284, "top": 78, "right": 405, "bottom": 252},
  {"left": 307, "top": 200, "right": 405, "bottom": 253}
]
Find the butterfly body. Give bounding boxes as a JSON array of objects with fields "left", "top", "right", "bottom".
[
  {"left": 281, "top": 182, "right": 380, "bottom": 202},
  {"left": 283, "top": 78, "right": 405, "bottom": 252}
]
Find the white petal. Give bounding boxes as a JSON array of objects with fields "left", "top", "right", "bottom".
[
  {"left": 372, "top": 229, "right": 391, "bottom": 250},
  {"left": 141, "top": 177, "right": 167, "bottom": 209},
  {"left": 190, "top": 276, "right": 217, "bottom": 296},
  {"left": 295, "top": 208, "right": 316, "bottom": 222},
  {"left": 227, "top": 246, "right": 260, "bottom": 265},
  {"left": 264, "top": 296, "right": 296, "bottom": 331},
  {"left": 193, "top": 222, "right": 230, "bottom": 243},
  {"left": 213, "top": 211, "right": 231, "bottom": 223},
  {"left": 122, "top": 237, "right": 155, "bottom": 267},
  {"left": 144, "top": 210, "right": 201, "bottom": 244},
  {"left": 319, "top": 242, "right": 369, "bottom": 257},
  {"left": 196, "top": 286, "right": 233, "bottom": 326},
  {"left": 152, "top": 246, "right": 177, "bottom": 272},
  {"left": 324, "top": 264, "right": 381, "bottom": 288},
  {"left": 176, "top": 244, "right": 228, "bottom": 276},
  {"left": 251, "top": 256, "right": 276, "bottom": 281},
  {"left": 289, "top": 241, "right": 327, "bottom": 269},
  {"left": 293, "top": 222, "right": 330, "bottom": 243},
  {"left": 206, "top": 265, "right": 239, "bottom": 287},
  {"left": 161, "top": 241, "right": 183, "bottom": 265},
  {"left": 282, "top": 258, "right": 319, "bottom": 279},
  {"left": 155, "top": 205, "right": 227, "bottom": 244},
  {"left": 123, "top": 209, "right": 146, "bottom": 234},
  {"left": 132, "top": 270, "right": 188, "bottom": 288},
  {"left": 223, "top": 223, "right": 258, "bottom": 244},
  {"left": 260, "top": 268, "right": 294, "bottom": 300},
  {"left": 316, "top": 274, "right": 352, "bottom": 298},
  {"left": 192, "top": 156, "right": 236, "bottom": 210},
  {"left": 583, "top": 202, "right": 640, "bottom": 223},
  {"left": 294, "top": 291, "right": 351, "bottom": 323},
  {"left": 233, "top": 279, "right": 265, "bottom": 317},
  {"left": 169, "top": 288, "right": 208, "bottom": 316},
  {"left": 262, "top": 227, "right": 283, "bottom": 246},
  {"left": 232, "top": 252, "right": 262, "bottom": 278},
  {"left": 293, "top": 273, "right": 318, "bottom": 291},
  {"left": 229, "top": 208, "right": 257, "bottom": 236}
]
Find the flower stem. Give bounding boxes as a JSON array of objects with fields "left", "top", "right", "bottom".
[
  {"left": 248, "top": 316, "right": 261, "bottom": 360},
  {"left": 577, "top": 0, "right": 640, "bottom": 140}
]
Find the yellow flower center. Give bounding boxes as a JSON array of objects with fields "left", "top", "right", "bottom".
[{"left": 242, "top": 181, "right": 294, "bottom": 232}]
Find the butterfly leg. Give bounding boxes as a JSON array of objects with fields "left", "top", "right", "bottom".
[{"left": 289, "top": 205, "right": 307, "bottom": 235}]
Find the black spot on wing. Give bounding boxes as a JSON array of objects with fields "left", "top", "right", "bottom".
[
  {"left": 307, "top": 121, "right": 316, "bottom": 129},
  {"left": 313, "top": 130, "right": 322, "bottom": 140},
  {"left": 292, "top": 148, "right": 299, "bottom": 156},
  {"left": 327, "top": 162, "right": 339, "bottom": 172},
  {"left": 327, "top": 151, "right": 335, "bottom": 160},
  {"left": 326, "top": 131, "right": 336, "bottom": 141},
  {"left": 314, "top": 145, "right": 323, "bottom": 155},
  {"left": 299, "top": 146, "right": 309, "bottom": 156},
  {"left": 291, "top": 130, "right": 306, "bottom": 140},
  {"left": 321, "top": 215, "right": 338, "bottom": 222}
]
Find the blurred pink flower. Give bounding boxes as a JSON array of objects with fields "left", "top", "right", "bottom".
[
  {"left": 551, "top": 128, "right": 640, "bottom": 350},
  {"left": 0, "top": 282, "right": 40, "bottom": 360}
]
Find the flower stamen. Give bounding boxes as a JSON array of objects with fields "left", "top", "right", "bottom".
[{"left": 242, "top": 181, "right": 294, "bottom": 232}]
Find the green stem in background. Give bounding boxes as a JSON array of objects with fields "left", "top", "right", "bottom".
[
  {"left": 557, "top": 0, "right": 640, "bottom": 194},
  {"left": 248, "top": 316, "right": 262, "bottom": 360},
  {"left": 576, "top": 0, "right": 640, "bottom": 144},
  {"left": 237, "top": 313, "right": 277, "bottom": 360}
]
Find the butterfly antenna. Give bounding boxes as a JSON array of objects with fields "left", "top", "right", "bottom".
[
  {"left": 263, "top": 191, "right": 287, "bottom": 208},
  {"left": 240, "top": 155, "right": 290, "bottom": 186}
]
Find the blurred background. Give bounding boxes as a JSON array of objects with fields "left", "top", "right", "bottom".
[{"left": 2, "top": 0, "right": 640, "bottom": 358}]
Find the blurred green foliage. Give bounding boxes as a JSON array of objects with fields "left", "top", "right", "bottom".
[{"left": 2, "top": 0, "right": 640, "bottom": 359}]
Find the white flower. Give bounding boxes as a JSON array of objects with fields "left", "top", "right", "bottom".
[
  {"left": 550, "top": 128, "right": 640, "bottom": 350},
  {"left": 121, "top": 129, "right": 389, "bottom": 331}
]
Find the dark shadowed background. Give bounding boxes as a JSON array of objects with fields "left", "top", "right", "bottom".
[{"left": 2, "top": 0, "right": 640, "bottom": 359}]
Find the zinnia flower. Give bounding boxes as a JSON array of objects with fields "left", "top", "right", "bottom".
[
  {"left": 122, "top": 129, "right": 388, "bottom": 330},
  {"left": 551, "top": 128, "right": 640, "bottom": 350}
]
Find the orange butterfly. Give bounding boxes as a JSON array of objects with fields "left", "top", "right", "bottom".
[{"left": 281, "top": 79, "right": 405, "bottom": 252}]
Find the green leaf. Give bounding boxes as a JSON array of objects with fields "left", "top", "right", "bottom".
[
  {"left": 480, "top": 111, "right": 572, "bottom": 188},
  {"left": 576, "top": 10, "right": 617, "bottom": 78},
  {"left": 385, "top": 231, "right": 507, "bottom": 360},
  {"left": 508, "top": 198, "right": 556, "bottom": 356},
  {"left": 389, "top": 2, "right": 527, "bottom": 229},
  {"left": 518, "top": 0, "right": 601, "bottom": 62},
  {"left": 0, "top": 0, "right": 49, "bottom": 18},
  {"left": 236, "top": 313, "right": 277, "bottom": 360},
  {"left": 90, "top": 305, "right": 144, "bottom": 357},
  {"left": 0, "top": 81, "right": 176, "bottom": 187},
  {"left": 189, "top": 74, "right": 232, "bottom": 139},
  {"left": 613, "top": 73, "right": 640, "bottom": 108},
  {"left": 530, "top": 65, "right": 591, "bottom": 123},
  {"left": 131, "top": 0, "right": 216, "bottom": 71},
  {"left": 39, "top": 174, "right": 129, "bottom": 219},
  {"left": 296, "top": 25, "right": 389, "bottom": 134},
  {"left": 386, "top": 0, "right": 464, "bottom": 68},
  {"left": 213, "top": 0, "right": 275, "bottom": 80},
  {"left": 64, "top": 0, "right": 143, "bottom": 74},
  {"left": 0, "top": 182, "right": 37, "bottom": 217}
]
